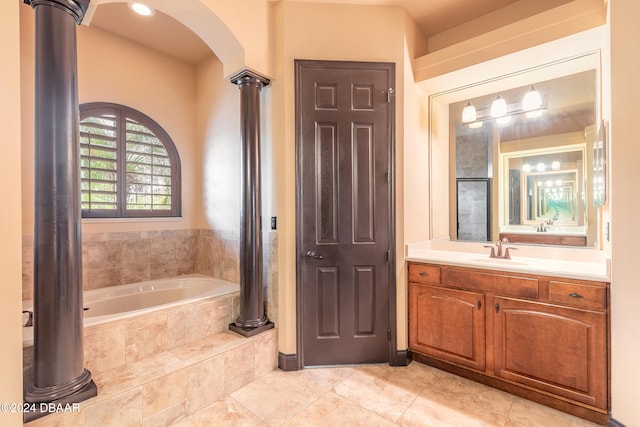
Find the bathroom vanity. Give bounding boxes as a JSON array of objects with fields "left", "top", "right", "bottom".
[{"left": 406, "top": 243, "right": 610, "bottom": 425}]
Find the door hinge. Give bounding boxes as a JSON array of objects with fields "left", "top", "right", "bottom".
[
  {"left": 387, "top": 329, "right": 392, "bottom": 341},
  {"left": 386, "top": 88, "right": 395, "bottom": 104}
]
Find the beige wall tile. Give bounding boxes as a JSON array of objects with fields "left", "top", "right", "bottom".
[
  {"left": 224, "top": 343, "right": 255, "bottom": 380},
  {"left": 122, "top": 240, "right": 151, "bottom": 283},
  {"left": 149, "top": 260, "right": 177, "bottom": 280},
  {"left": 85, "top": 387, "right": 143, "bottom": 427},
  {"left": 222, "top": 238, "right": 239, "bottom": 283},
  {"left": 254, "top": 330, "right": 278, "bottom": 378},
  {"left": 84, "top": 325, "right": 126, "bottom": 375},
  {"left": 186, "top": 355, "right": 225, "bottom": 414},
  {"left": 23, "top": 228, "right": 246, "bottom": 300},
  {"left": 141, "top": 369, "right": 188, "bottom": 418},
  {"left": 86, "top": 240, "right": 122, "bottom": 270},
  {"left": 167, "top": 307, "right": 201, "bottom": 349},
  {"left": 176, "top": 236, "right": 197, "bottom": 275},
  {"left": 126, "top": 317, "right": 169, "bottom": 363},
  {"left": 150, "top": 237, "right": 176, "bottom": 263},
  {"left": 85, "top": 268, "right": 122, "bottom": 290}
]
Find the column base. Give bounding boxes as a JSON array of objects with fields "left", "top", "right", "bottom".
[
  {"left": 229, "top": 321, "right": 274, "bottom": 337},
  {"left": 23, "top": 379, "right": 97, "bottom": 423}
]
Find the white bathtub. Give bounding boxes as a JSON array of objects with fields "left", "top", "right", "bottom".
[{"left": 22, "top": 274, "right": 239, "bottom": 344}]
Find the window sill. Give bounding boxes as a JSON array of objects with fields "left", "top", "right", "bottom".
[{"left": 82, "top": 217, "right": 183, "bottom": 224}]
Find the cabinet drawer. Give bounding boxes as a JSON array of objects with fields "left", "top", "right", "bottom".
[
  {"left": 446, "top": 268, "right": 538, "bottom": 299},
  {"left": 408, "top": 264, "right": 441, "bottom": 284},
  {"left": 548, "top": 281, "right": 606, "bottom": 310}
]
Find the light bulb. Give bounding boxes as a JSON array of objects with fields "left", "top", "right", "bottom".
[
  {"left": 130, "top": 3, "right": 154, "bottom": 16},
  {"left": 522, "top": 86, "right": 542, "bottom": 111},
  {"left": 537, "top": 162, "right": 546, "bottom": 172},
  {"left": 468, "top": 121, "right": 483, "bottom": 129},
  {"left": 491, "top": 95, "right": 507, "bottom": 118},
  {"left": 551, "top": 161, "right": 561, "bottom": 170},
  {"left": 462, "top": 101, "right": 477, "bottom": 123}
]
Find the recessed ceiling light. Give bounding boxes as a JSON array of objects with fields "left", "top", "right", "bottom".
[{"left": 130, "top": 3, "right": 154, "bottom": 17}]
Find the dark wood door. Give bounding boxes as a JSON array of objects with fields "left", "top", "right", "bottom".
[
  {"left": 296, "top": 60, "right": 394, "bottom": 366},
  {"left": 493, "top": 296, "right": 607, "bottom": 409},
  {"left": 409, "top": 283, "right": 486, "bottom": 371}
]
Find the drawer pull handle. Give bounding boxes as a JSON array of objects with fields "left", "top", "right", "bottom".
[
  {"left": 419, "top": 272, "right": 428, "bottom": 277},
  {"left": 477, "top": 301, "right": 481, "bottom": 310},
  {"left": 568, "top": 292, "right": 584, "bottom": 299},
  {"left": 495, "top": 303, "right": 500, "bottom": 313}
]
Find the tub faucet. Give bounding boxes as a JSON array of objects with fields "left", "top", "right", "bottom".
[
  {"left": 483, "top": 238, "right": 517, "bottom": 259},
  {"left": 22, "top": 310, "right": 33, "bottom": 327}
]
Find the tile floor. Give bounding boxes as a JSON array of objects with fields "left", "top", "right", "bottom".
[{"left": 174, "top": 362, "right": 600, "bottom": 427}]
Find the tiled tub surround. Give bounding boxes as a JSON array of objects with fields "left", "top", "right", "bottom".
[
  {"left": 22, "top": 275, "right": 240, "bottom": 344},
  {"left": 23, "top": 284, "right": 279, "bottom": 426},
  {"left": 22, "top": 228, "right": 279, "bottom": 301}
]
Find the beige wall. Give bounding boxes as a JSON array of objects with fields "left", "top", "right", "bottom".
[
  {"left": 20, "top": 5, "right": 206, "bottom": 236},
  {"left": 196, "top": 56, "right": 241, "bottom": 233},
  {"left": 609, "top": 1, "right": 640, "bottom": 425},
  {"left": 0, "top": 0, "right": 24, "bottom": 425}
]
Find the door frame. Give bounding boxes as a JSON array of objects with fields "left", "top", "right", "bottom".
[{"left": 294, "top": 59, "right": 397, "bottom": 369}]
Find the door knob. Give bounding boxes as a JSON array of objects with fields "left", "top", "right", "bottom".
[{"left": 305, "top": 250, "right": 324, "bottom": 259}]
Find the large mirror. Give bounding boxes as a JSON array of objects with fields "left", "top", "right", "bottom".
[{"left": 429, "top": 52, "right": 602, "bottom": 247}]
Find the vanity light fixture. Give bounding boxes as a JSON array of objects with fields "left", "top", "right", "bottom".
[
  {"left": 462, "top": 101, "right": 477, "bottom": 123},
  {"left": 522, "top": 86, "right": 542, "bottom": 111},
  {"left": 490, "top": 95, "right": 507, "bottom": 118},
  {"left": 129, "top": 2, "right": 155, "bottom": 16},
  {"left": 461, "top": 90, "right": 545, "bottom": 126},
  {"left": 524, "top": 161, "right": 562, "bottom": 173}
]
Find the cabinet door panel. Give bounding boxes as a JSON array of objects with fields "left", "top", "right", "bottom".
[
  {"left": 409, "top": 283, "right": 485, "bottom": 371},
  {"left": 493, "top": 297, "right": 606, "bottom": 409}
]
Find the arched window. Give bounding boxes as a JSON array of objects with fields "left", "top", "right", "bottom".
[{"left": 79, "top": 102, "right": 181, "bottom": 218}]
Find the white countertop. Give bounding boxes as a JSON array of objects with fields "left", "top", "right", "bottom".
[{"left": 406, "top": 240, "right": 610, "bottom": 282}]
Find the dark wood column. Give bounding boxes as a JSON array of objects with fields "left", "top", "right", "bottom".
[
  {"left": 229, "top": 70, "right": 274, "bottom": 337},
  {"left": 24, "top": 0, "right": 96, "bottom": 420}
]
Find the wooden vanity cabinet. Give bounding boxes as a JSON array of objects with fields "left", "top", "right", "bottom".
[
  {"left": 408, "top": 262, "right": 609, "bottom": 424},
  {"left": 493, "top": 296, "right": 607, "bottom": 409},
  {"left": 409, "top": 283, "right": 485, "bottom": 371}
]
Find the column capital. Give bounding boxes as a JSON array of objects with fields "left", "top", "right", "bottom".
[
  {"left": 24, "top": 0, "right": 90, "bottom": 24},
  {"left": 230, "top": 69, "right": 271, "bottom": 89}
]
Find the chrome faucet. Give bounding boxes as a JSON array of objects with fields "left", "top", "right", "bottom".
[
  {"left": 483, "top": 238, "right": 517, "bottom": 259},
  {"left": 535, "top": 223, "right": 547, "bottom": 232}
]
